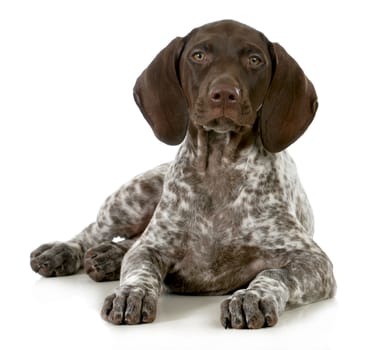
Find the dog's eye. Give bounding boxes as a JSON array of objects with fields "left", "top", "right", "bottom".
[
  {"left": 192, "top": 51, "right": 206, "bottom": 62},
  {"left": 248, "top": 54, "right": 263, "bottom": 67}
]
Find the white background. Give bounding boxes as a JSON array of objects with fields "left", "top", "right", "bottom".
[{"left": 1, "top": 0, "right": 379, "bottom": 349}]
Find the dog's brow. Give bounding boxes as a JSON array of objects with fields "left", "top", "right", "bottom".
[{"left": 188, "top": 37, "right": 221, "bottom": 52}]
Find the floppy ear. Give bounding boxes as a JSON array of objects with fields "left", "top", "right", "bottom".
[
  {"left": 133, "top": 37, "right": 189, "bottom": 145},
  {"left": 259, "top": 43, "right": 318, "bottom": 152}
]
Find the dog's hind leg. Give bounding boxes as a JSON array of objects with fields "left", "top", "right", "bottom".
[{"left": 30, "top": 163, "right": 169, "bottom": 278}]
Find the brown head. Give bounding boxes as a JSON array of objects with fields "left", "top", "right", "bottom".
[{"left": 133, "top": 20, "right": 318, "bottom": 153}]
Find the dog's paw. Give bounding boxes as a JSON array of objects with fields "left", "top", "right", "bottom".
[
  {"left": 101, "top": 286, "right": 157, "bottom": 325},
  {"left": 84, "top": 242, "right": 127, "bottom": 282},
  {"left": 220, "top": 288, "right": 283, "bottom": 329},
  {"left": 30, "top": 242, "right": 82, "bottom": 277}
]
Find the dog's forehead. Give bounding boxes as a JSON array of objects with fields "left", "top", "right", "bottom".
[{"left": 186, "top": 20, "right": 269, "bottom": 52}]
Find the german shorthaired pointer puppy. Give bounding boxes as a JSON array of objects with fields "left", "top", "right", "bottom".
[{"left": 30, "top": 20, "right": 336, "bottom": 329}]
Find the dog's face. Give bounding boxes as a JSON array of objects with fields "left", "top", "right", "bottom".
[
  {"left": 134, "top": 20, "right": 318, "bottom": 152},
  {"left": 179, "top": 21, "right": 272, "bottom": 134}
]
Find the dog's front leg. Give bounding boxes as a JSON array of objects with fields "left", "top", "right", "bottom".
[
  {"left": 220, "top": 247, "right": 336, "bottom": 329},
  {"left": 101, "top": 240, "right": 169, "bottom": 325}
]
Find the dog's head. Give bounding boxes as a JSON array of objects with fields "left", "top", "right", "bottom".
[{"left": 133, "top": 20, "right": 318, "bottom": 152}]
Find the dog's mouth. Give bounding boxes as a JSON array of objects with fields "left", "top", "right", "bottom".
[
  {"left": 201, "top": 117, "right": 244, "bottom": 134},
  {"left": 192, "top": 98, "right": 255, "bottom": 134}
]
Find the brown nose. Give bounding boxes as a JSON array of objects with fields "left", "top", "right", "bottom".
[{"left": 209, "top": 84, "right": 240, "bottom": 105}]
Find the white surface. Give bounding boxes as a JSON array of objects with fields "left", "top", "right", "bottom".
[{"left": 1, "top": 1, "right": 379, "bottom": 349}]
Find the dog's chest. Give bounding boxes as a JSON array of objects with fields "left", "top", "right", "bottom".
[
  {"left": 167, "top": 164, "right": 255, "bottom": 242},
  {"left": 158, "top": 151, "right": 288, "bottom": 294},
  {"left": 169, "top": 162, "right": 249, "bottom": 224}
]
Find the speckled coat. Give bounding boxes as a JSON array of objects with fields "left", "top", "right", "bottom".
[{"left": 31, "top": 20, "right": 336, "bottom": 329}]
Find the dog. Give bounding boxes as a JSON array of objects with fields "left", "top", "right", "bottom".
[{"left": 31, "top": 19, "right": 336, "bottom": 329}]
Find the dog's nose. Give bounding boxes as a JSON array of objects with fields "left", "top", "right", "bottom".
[{"left": 209, "top": 84, "right": 240, "bottom": 105}]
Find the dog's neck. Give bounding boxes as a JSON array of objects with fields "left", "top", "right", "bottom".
[{"left": 185, "top": 121, "right": 258, "bottom": 175}]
